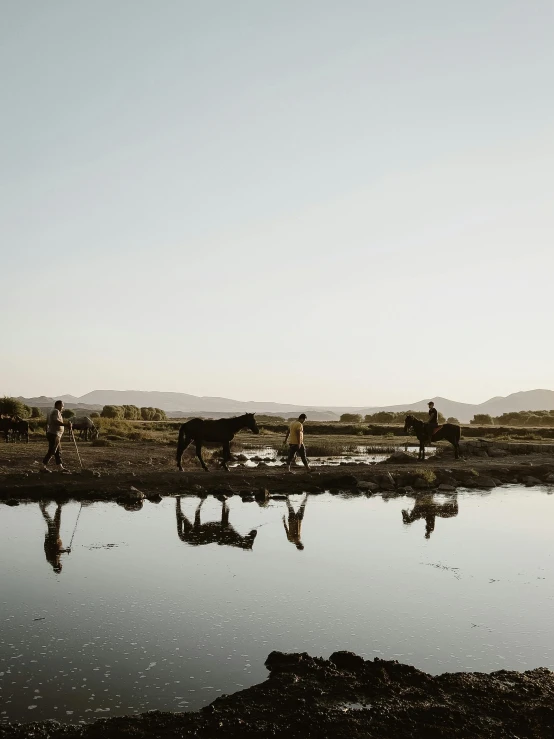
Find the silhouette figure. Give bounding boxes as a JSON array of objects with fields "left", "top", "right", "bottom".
[
  {"left": 404, "top": 414, "right": 461, "bottom": 460},
  {"left": 176, "top": 497, "right": 257, "bottom": 550},
  {"left": 283, "top": 494, "right": 308, "bottom": 550},
  {"left": 39, "top": 501, "right": 70, "bottom": 573},
  {"left": 402, "top": 493, "right": 458, "bottom": 539}
]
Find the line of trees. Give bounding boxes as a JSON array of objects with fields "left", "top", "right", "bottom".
[
  {"left": 0, "top": 396, "right": 33, "bottom": 418},
  {"left": 100, "top": 405, "right": 167, "bottom": 421},
  {"left": 471, "top": 410, "right": 554, "bottom": 426},
  {"left": 355, "top": 410, "right": 448, "bottom": 424}
]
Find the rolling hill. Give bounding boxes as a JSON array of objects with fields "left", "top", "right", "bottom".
[{"left": 13, "top": 388, "right": 554, "bottom": 423}]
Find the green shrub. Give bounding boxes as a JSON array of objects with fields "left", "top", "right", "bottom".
[
  {"left": 90, "top": 412, "right": 100, "bottom": 419},
  {"left": 340, "top": 413, "right": 363, "bottom": 423},
  {"left": 447, "top": 417, "right": 460, "bottom": 424},
  {"left": 0, "top": 396, "right": 30, "bottom": 418},
  {"left": 101, "top": 405, "right": 124, "bottom": 419},
  {"left": 471, "top": 414, "right": 493, "bottom": 425},
  {"left": 419, "top": 469, "right": 436, "bottom": 484},
  {"left": 62, "top": 409, "right": 75, "bottom": 419},
  {"left": 30, "top": 407, "right": 44, "bottom": 419}
]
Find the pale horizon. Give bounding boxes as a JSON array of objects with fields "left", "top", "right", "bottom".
[{"left": 2, "top": 1, "right": 553, "bottom": 405}]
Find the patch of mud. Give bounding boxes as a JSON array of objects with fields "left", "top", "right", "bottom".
[{"left": 1, "top": 651, "right": 553, "bottom": 738}]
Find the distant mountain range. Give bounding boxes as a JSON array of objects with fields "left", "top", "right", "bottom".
[{"left": 14, "top": 388, "right": 554, "bottom": 423}]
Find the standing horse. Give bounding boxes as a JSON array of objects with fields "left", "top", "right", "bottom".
[
  {"left": 404, "top": 414, "right": 461, "bottom": 460},
  {"left": 176, "top": 413, "right": 259, "bottom": 471}
]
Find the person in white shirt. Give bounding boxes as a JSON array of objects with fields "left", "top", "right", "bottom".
[{"left": 42, "top": 400, "right": 72, "bottom": 473}]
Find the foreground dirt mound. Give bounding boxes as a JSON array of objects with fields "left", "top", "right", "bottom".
[{"left": 2, "top": 651, "right": 553, "bottom": 738}]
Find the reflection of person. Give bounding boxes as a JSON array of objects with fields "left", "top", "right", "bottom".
[
  {"left": 39, "top": 501, "right": 70, "bottom": 573},
  {"left": 42, "top": 400, "right": 72, "bottom": 473},
  {"left": 284, "top": 414, "right": 311, "bottom": 473},
  {"left": 283, "top": 494, "right": 308, "bottom": 550}
]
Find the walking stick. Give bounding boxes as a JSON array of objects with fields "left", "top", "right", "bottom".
[
  {"left": 70, "top": 425, "right": 83, "bottom": 469},
  {"left": 67, "top": 503, "right": 83, "bottom": 553}
]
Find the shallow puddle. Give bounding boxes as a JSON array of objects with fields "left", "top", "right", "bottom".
[
  {"left": 231, "top": 444, "right": 434, "bottom": 467},
  {"left": 1, "top": 487, "right": 553, "bottom": 725}
]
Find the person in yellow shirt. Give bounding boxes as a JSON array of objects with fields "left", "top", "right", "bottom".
[
  {"left": 283, "top": 493, "right": 308, "bottom": 550},
  {"left": 284, "top": 413, "right": 311, "bottom": 473}
]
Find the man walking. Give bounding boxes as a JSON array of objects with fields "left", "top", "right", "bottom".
[
  {"left": 284, "top": 413, "right": 311, "bottom": 473},
  {"left": 42, "top": 400, "right": 71, "bottom": 473}
]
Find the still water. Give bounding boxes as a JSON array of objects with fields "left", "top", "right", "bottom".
[
  {"left": 232, "top": 444, "right": 434, "bottom": 466},
  {"left": 1, "top": 487, "right": 553, "bottom": 725}
]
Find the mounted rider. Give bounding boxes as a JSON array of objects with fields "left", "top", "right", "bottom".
[{"left": 426, "top": 401, "right": 439, "bottom": 444}]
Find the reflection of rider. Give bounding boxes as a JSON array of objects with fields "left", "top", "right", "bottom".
[
  {"left": 39, "top": 501, "right": 69, "bottom": 573},
  {"left": 402, "top": 493, "right": 459, "bottom": 539},
  {"left": 283, "top": 494, "right": 308, "bottom": 550},
  {"left": 426, "top": 401, "right": 438, "bottom": 444}
]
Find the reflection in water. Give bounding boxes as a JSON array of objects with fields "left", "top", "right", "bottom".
[
  {"left": 176, "top": 496, "right": 258, "bottom": 550},
  {"left": 1, "top": 488, "right": 554, "bottom": 727},
  {"left": 402, "top": 494, "right": 459, "bottom": 538},
  {"left": 283, "top": 493, "right": 309, "bottom": 550},
  {"left": 39, "top": 501, "right": 70, "bottom": 573}
]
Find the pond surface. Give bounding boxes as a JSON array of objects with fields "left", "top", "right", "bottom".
[
  {"left": 231, "top": 444, "right": 434, "bottom": 467},
  {"left": 1, "top": 487, "right": 553, "bottom": 726}
]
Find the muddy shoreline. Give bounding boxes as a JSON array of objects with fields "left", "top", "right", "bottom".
[
  {"left": 2, "top": 651, "right": 553, "bottom": 738},
  {"left": 1, "top": 456, "right": 554, "bottom": 504}
]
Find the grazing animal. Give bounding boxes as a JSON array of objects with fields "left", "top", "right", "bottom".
[
  {"left": 71, "top": 416, "right": 99, "bottom": 441},
  {"left": 176, "top": 497, "right": 257, "bottom": 550},
  {"left": 176, "top": 413, "right": 259, "bottom": 471},
  {"left": 12, "top": 418, "right": 30, "bottom": 443},
  {"left": 404, "top": 414, "right": 461, "bottom": 460},
  {"left": 402, "top": 493, "right": 459, "bottom": 539},
  {"left": 0, "top": 417, "right": 13, "bottom": 442}
]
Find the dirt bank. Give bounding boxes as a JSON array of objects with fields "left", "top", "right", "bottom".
[
  {"left": 1, "top": 438, "right": 553, "bottom": 503},
  {"left": 2, "top": 651, "right": 553, "bottom": 738},
  {"left": 1, "top": 457, "right": 554, "bottom": 504}
]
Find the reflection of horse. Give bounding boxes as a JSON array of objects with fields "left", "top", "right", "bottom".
[
  {"left": 176, "top": 497, "right": 258, "bottom": 550},
  {"left": 404, "top": 415, "right": 461, "bottom": 460},
  {"left": 402, "top": 494, "right": 458, "bottom": 539},
  {"left": 283, "top": 494, "right": 308, "bottom": 550},
  {"left": 39, "top": 501, "right": 70, "bottom": 573},
  {"left": 176, "top": 414, "right": 259, "bottom": 471}
]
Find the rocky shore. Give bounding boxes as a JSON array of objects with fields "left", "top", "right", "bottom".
[
  {"left": 1, "top": 454, "right": 554, "bottom": 505},
  {"left": 2, "top": 651, "right": 553, "bottom": 738}
]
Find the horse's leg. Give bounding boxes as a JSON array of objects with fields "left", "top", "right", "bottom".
[
  {"left": 176, "top": 436, "right": 193, "bottom": 471},
  {"left": 196, "top": 440, "right": 209, "bottom": 471},
  {"left": 222, "top": 441, "right": 231, "bottom": 472},
  {"left": 221, "top": 499, "right": 230, "bottom": 528},
  {"left": 194, "top": 497, "right": 205, "bottom": 525}
]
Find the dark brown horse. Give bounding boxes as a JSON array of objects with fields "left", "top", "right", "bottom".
[
  {"left": 404, "top": 414, "right": 461, "bottom": 460},
  {"left": 176, "top": 413, "right": 259, "bottom": 471}
]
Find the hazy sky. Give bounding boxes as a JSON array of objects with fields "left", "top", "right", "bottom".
[{"left": 2, "top": 1, "right": 553, "bottom": 406}]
